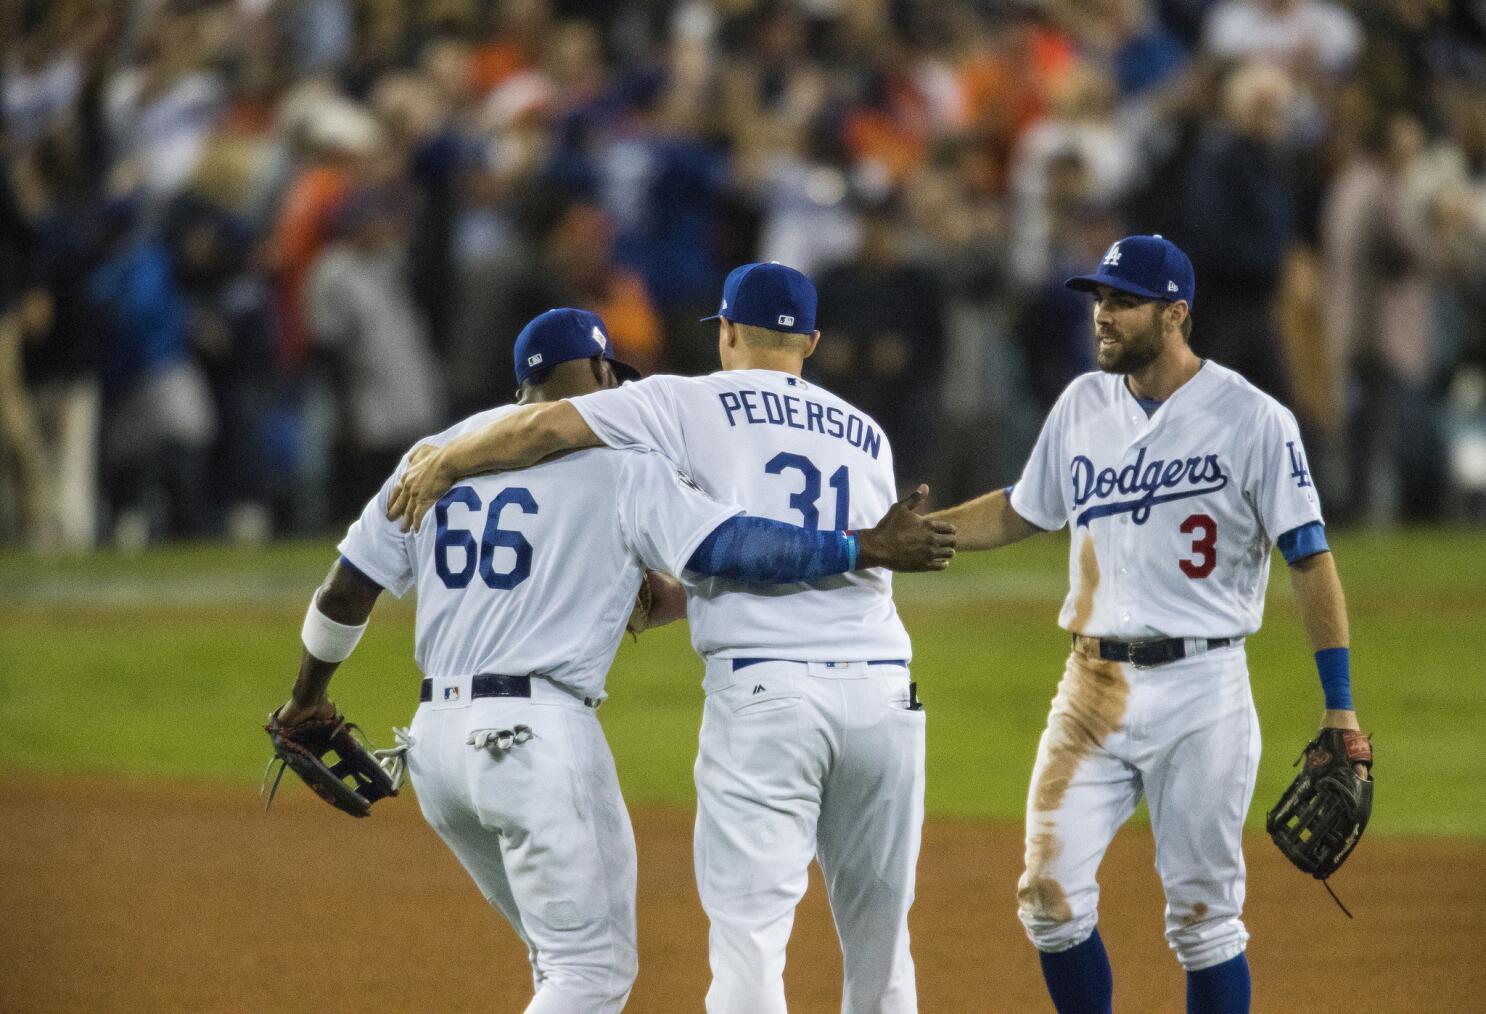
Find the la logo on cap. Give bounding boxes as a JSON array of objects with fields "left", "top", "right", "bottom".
[{"left": 1102, "top": 243, "right": 1122, "bottom": 267}]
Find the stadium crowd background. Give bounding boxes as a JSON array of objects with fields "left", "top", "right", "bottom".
[{"left": 2, "top": 0, "right": 1484, "bottom": 551}]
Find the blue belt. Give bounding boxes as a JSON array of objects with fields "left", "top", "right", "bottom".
[{"left": 730, "top": 658, "right": 908, "bottom": 672}]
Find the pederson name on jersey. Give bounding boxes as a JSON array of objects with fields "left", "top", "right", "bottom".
[{"left": 717, "top": 390, "right": 883, "bottom": 459}]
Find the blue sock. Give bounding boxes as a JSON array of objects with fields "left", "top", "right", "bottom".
[
  {"left": 1038, "top": 928, "right": 1113, "bottom": 1014},
  {"left": 1186, "top": 953, "right": 1251, "bottom": 1014}
]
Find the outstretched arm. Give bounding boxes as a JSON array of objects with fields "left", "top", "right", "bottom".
[
  {"left": 387, "top": 401, "right": 601, "bottom": 531},
  {"left": 686, "top": 485, "right": 956, "bottom": 583},
  {"left": 927, "top": 487, "right": 1043, "bottom": 551}
]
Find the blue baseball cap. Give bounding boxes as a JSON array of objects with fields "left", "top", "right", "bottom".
[
  {"left": 700, "top": 262, "right": 817, "bottom": 334},
  {"left": 1065, "top": 235, "right": 1195, "bottom": 308},
  {"left": 513, "top": 308, "right": 640, "bottom": 386}
]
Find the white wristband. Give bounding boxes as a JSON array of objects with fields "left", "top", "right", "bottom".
[{"left": 301, "top": 596, "right": 368, "bottom": 663}]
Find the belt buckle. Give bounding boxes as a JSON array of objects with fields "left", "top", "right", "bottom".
[{"left": 1127, "top": 638, "right": 1167, "bottom": 669}]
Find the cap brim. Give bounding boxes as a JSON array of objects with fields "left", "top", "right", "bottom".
[
  {"left": 610, "top": 359, "right": 642, "bottom": 383},
  {"left": 1065, "top": 274, "right": 1170, "bottom": 301}
]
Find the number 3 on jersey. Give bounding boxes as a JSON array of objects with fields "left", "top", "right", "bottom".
[
  {"left": 1179, "top": 513, "right": 1216, "bottom": 579},
  {"left": 435, "top": 485, "right": 537, "bottom": 589},
  {"left": 765, "top": 452, "right": 849, "bottom": 530}
]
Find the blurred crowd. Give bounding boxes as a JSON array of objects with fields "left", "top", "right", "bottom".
[{"left": 3, "top": 0, "right": 1486, "bottom": 551}]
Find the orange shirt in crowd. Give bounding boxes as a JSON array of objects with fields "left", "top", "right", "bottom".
[
  {"left": 591, "top": 273, "right": 664, "bottom": 377},
  {"left": 270, "top": 164, "right": 351, "bottom": 372}
]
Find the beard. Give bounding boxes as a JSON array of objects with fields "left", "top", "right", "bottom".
[{"left": 1095, "top": 316, "right": 1164, "bottom": 374}]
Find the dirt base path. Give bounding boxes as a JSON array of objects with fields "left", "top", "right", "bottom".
[{"left": 2, "top": 775, "right": 1481, "bottom": 1012}]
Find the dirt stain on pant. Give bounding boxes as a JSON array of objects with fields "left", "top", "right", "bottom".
[
  {"left": 1181, "top": 902, "right": 1210, "bottom": 928},
  {"left": 1019, "top": 535, "right": 1131, "bottom": 925}
]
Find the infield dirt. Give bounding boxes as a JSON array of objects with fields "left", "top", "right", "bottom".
[{"left": 2, "top": 775, "right": 1481, "bottom": 1013}]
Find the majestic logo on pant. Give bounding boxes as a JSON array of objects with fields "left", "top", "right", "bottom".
[
  {"left": 1286, "top": 441, "right": 1312, "bottom": 488},
  {"left": 753, "top": 684, "right": 766, "bottom": 694},
  {"left": 1071, "top": 447, "right": 1228, "bottom": 526}
]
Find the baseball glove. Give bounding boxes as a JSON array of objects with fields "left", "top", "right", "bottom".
[
  {"left": 262, "top": 705, "right": 399, "bottom": 818},
  {"left": 1266, "top": 728, "right": 1373, "bottom": 885},
  {"left": 626, "top": 570, "right": 656, "bottom": 639}
]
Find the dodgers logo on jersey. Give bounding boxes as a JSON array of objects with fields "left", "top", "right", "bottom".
[
  {"left": 1286, "top": 440, "right": 1312, "bottom": 488},
  {"left": 1071, "top": 447, "right": 1228, "bottom": 526}
]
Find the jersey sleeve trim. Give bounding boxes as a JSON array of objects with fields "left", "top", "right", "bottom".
[
  {"left": 336, "top": 554, "right": 386, "bottom": 591},
  {"left": 1277, "top": 521, "right": 1329, "bottom": 565},
  {"left": 335, "top": 542, "right": 413, "bottom": 599}
]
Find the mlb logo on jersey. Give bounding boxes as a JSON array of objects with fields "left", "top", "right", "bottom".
[{"left": 444, "top": 686, "right": 460, "bottom": 702}]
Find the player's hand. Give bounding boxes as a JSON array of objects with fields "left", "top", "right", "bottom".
[
  {"left": 386, "top": 444, "right": 453, "bottom": 533},
  {"left": 273, "top": 695, "right": 335, "bottom": 729},
  {"left": 856, "top": 484, "right": 957, "bottom": 572},
  {"left": 1321, "top": 708, "right": 1371, "bottom": 779}
]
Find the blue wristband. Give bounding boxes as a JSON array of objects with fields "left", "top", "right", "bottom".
[
  {"left": 1316, "top": 647, "right": 1353, "bottom": 710},
  {"left": 844, "top": 531, "right": 858, "bottom": 571}
]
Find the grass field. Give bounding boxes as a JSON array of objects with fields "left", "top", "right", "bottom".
[{"left": 1, "top": 529, "right": 1482, "bottom": 836}]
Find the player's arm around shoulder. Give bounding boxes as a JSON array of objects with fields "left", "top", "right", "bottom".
[
  {"left": 387, "top": 402, "right": 601, "bottom": 532},
  {"left": 926, "top": 486, "right": 1044, "bottom": 552}
]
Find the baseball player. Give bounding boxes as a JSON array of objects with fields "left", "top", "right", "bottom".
[
  {"left": 386, "top": 264, "right": 954, "bottom": 1013},
  {"left": 929, "top": 236, "right": 1371, "bottom": 1013},
  {"left": 270, "top": 307, "right": 952, "bottom": 1014}
]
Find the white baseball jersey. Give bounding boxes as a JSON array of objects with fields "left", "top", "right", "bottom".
[
  {"left": 570, "top": 369, "right": 912, "bottom": 661},
  {"left": 338, "top": 405, "right": 741, "bottom": 700},
  {"left": 1009, "top": 361, "right": 1323, "bottom": 639}
]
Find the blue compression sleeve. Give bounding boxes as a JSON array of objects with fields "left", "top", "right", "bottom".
[
  {"left": 1277, "top": 521, "right": 1328, "bottom": 564},
  {"left": 686, "top": 516, "right": 855, "bottom": 584},
  {"left": 1316, "top": 646, "right": 1353, "bottom": 710}
]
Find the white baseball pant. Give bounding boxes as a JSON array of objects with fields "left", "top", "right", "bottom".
[
  {"left": 693, "top": 658, "right": 927, "bottom": 1014},
  {"left": 407, "top": 676, "right": 638, "bottom": 1013},
  {"left": 1017, "top": 642, "right": 1261, "bottom": 971}
]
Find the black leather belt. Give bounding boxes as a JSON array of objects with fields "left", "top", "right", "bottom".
[
  {"left": 420, "top": 674, "right": 601, "bottom": 708},
  {"left": 1073, "top": 634, "right": 1231, "bottom": 668},
  {"left": 420, "top": 674, "right": 530, "bottom": 703}
]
